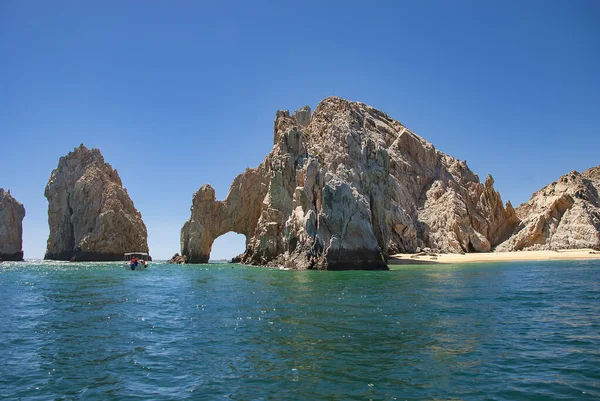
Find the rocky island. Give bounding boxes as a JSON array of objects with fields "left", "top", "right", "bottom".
[
  {"left": 0, "top": 189, "right": 26, "bottom": 261},
  {"left": 497, "top": 166, "right": 600, "bottom": 251},
  {"left": 44, "top": 144, "right": 150, "bottom": 261},
  {"left": 181, "top": 97, "right": 521, "bottom": 269}
]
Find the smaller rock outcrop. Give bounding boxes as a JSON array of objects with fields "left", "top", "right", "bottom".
[
  {"left": 0, "top": 189, "right": 26, "bottom": 261},
  {"left": 497, "top": 166, "right": 600, "bottom": 251},
  {"left": 45, "top": 144, "right": 150, "bottom": 261},
  {"left": 167, "top": 253, "right": 187, "bottom": 264}
]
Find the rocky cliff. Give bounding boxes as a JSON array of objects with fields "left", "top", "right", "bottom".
[
  {"left": 497, "top": 167, "right": 600, "bottom": 251},
  {"left": 181, "top": 97, "right": 518, "bottom": 269},
  {"left": 0, "top": 189, "right": 26, "bottom": 261},
  {"left": 45, "top": 144, "right": 150, "bottom": 261}
]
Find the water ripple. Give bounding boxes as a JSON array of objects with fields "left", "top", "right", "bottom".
[{"left": 0, "top": 260, "right": 598, "bottom": 399}]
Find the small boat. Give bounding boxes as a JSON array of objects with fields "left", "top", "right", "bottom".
[{"left": 124, "top": 252, "right": 149, "bottom": 270}]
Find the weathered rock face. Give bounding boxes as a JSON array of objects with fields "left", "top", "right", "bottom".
[
  {"left": 45, "top": 145, "right": 150, "bottom": 261},
  {"left": 182, "top": 97, "right": 518, "bottom": 269},
  {"left": 0, "top": 189, "right": 26, "bottom": 261},
  {"left": 497, "top": 167, "right": 600, "bottom": 251},
  {"left": 181, "top": 170, "right": 269, "bottom": 265}
]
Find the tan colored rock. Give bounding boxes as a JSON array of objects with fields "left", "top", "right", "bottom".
[
  {"left": 44, "top": 144, "right": 150, "bottom": 261},
  {"left": 181, "top": 97, "right": 518, "bottom": 269},
  {"left": 167, "top": 253, "right": 187, "bottom": 264},
  {"left": 181, "top": 167, "right": 268, "bottom": 264},
  {"left": 293, "top": 105, "right": 311, "bottom": 128},
  {"left": 305, "top": 97, "right": 517, "bottom": 255},
  {"left": 497, "top": 167, "right": 600, "bottom": 251},
  {"left": 0, "top": 189, "right": 26, "bottom": 261}
]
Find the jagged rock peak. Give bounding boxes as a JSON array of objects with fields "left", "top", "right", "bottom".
[
  {"left": 182, "top": 96, "right": 519, "bottom": 269},
  {"left": 293, "top": 105, "right": 311, "bottom": 127},
  {"left": 306, "top": 97, "right": 518, "bottom": 253},
  {"left": 0, "top": 189, "right": 26, "bottom": 261},
  {"left": 497, "top": 166, "right": 600, "bottom": 251},
  {"left": 44, "top": 144, "right": 150, "bottom": 261},
  {"left": 583, "top": 165, "right": 600, "bottom": 181}
]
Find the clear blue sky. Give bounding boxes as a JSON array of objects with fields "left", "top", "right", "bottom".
[{"left": 1, "top": 1, "right": 599, "bottom": 260}]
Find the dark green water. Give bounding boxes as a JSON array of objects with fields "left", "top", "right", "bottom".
[{"left": 0, "top": 260, "right": 598, "bottom": 400}]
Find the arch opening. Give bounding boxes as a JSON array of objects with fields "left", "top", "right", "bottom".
[{"left": 209, "top": 232, "right": 247, "bottom": 263}]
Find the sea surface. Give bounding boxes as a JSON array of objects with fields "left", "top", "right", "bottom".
[{"left": 0, "top": 259, "right": 598, "bottom": 400}]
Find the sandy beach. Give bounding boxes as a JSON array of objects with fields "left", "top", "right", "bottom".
[{"left": 389, "top": 249, "right": 600, "bottom": 265}]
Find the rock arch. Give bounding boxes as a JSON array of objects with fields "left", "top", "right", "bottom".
[
  {"left": 181, "top": 167, "right": 267, "bottom": 263},
  {"left": 181, "top": 97, "right": 520, "bottom": 269},
  {"left": 180, "top": 102, "right": 391, "bottom": 269}
]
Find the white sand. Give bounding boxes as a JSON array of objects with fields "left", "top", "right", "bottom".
[{"left": 389, "top": 249, "right": 600, "bottom": 265}]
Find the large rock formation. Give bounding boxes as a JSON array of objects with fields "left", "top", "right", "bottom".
[
  {"left": 497, "top": 167, "right": 600, "bottom": 251},
  {"left": 45, "top": 144, "right": 150, "bottom": 261},
  {"left": 0, "top": 189, "right": 26, "bottom": 261},
  {"left": 182, "top": 97, "right": 518, "bottom": 269}
]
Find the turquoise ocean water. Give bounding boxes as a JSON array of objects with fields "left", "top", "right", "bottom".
[{"left": 0, "top": 259, "right": 598, "bottom": 400}]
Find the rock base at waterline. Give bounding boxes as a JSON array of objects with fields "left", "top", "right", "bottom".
[{"left": 0, "top": 251, "right": 24, "bottom": 262}]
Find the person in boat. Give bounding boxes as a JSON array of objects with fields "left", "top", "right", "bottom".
[{"left": 130, "top": 257, "right": 139, "bottom": 270}]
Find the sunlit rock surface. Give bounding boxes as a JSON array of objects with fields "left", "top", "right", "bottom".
[
  {"left": 0, "top": 189, "right": 26, "bottom": 261},
  {"left": 182, "top": 97, "right": 518, "bottom": 269},
  {"left": 45, "top": 144, "right": 150, "bottom": 261},
  {"left": 497, "top": 166, "right": 600, "bottom": 251}
]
